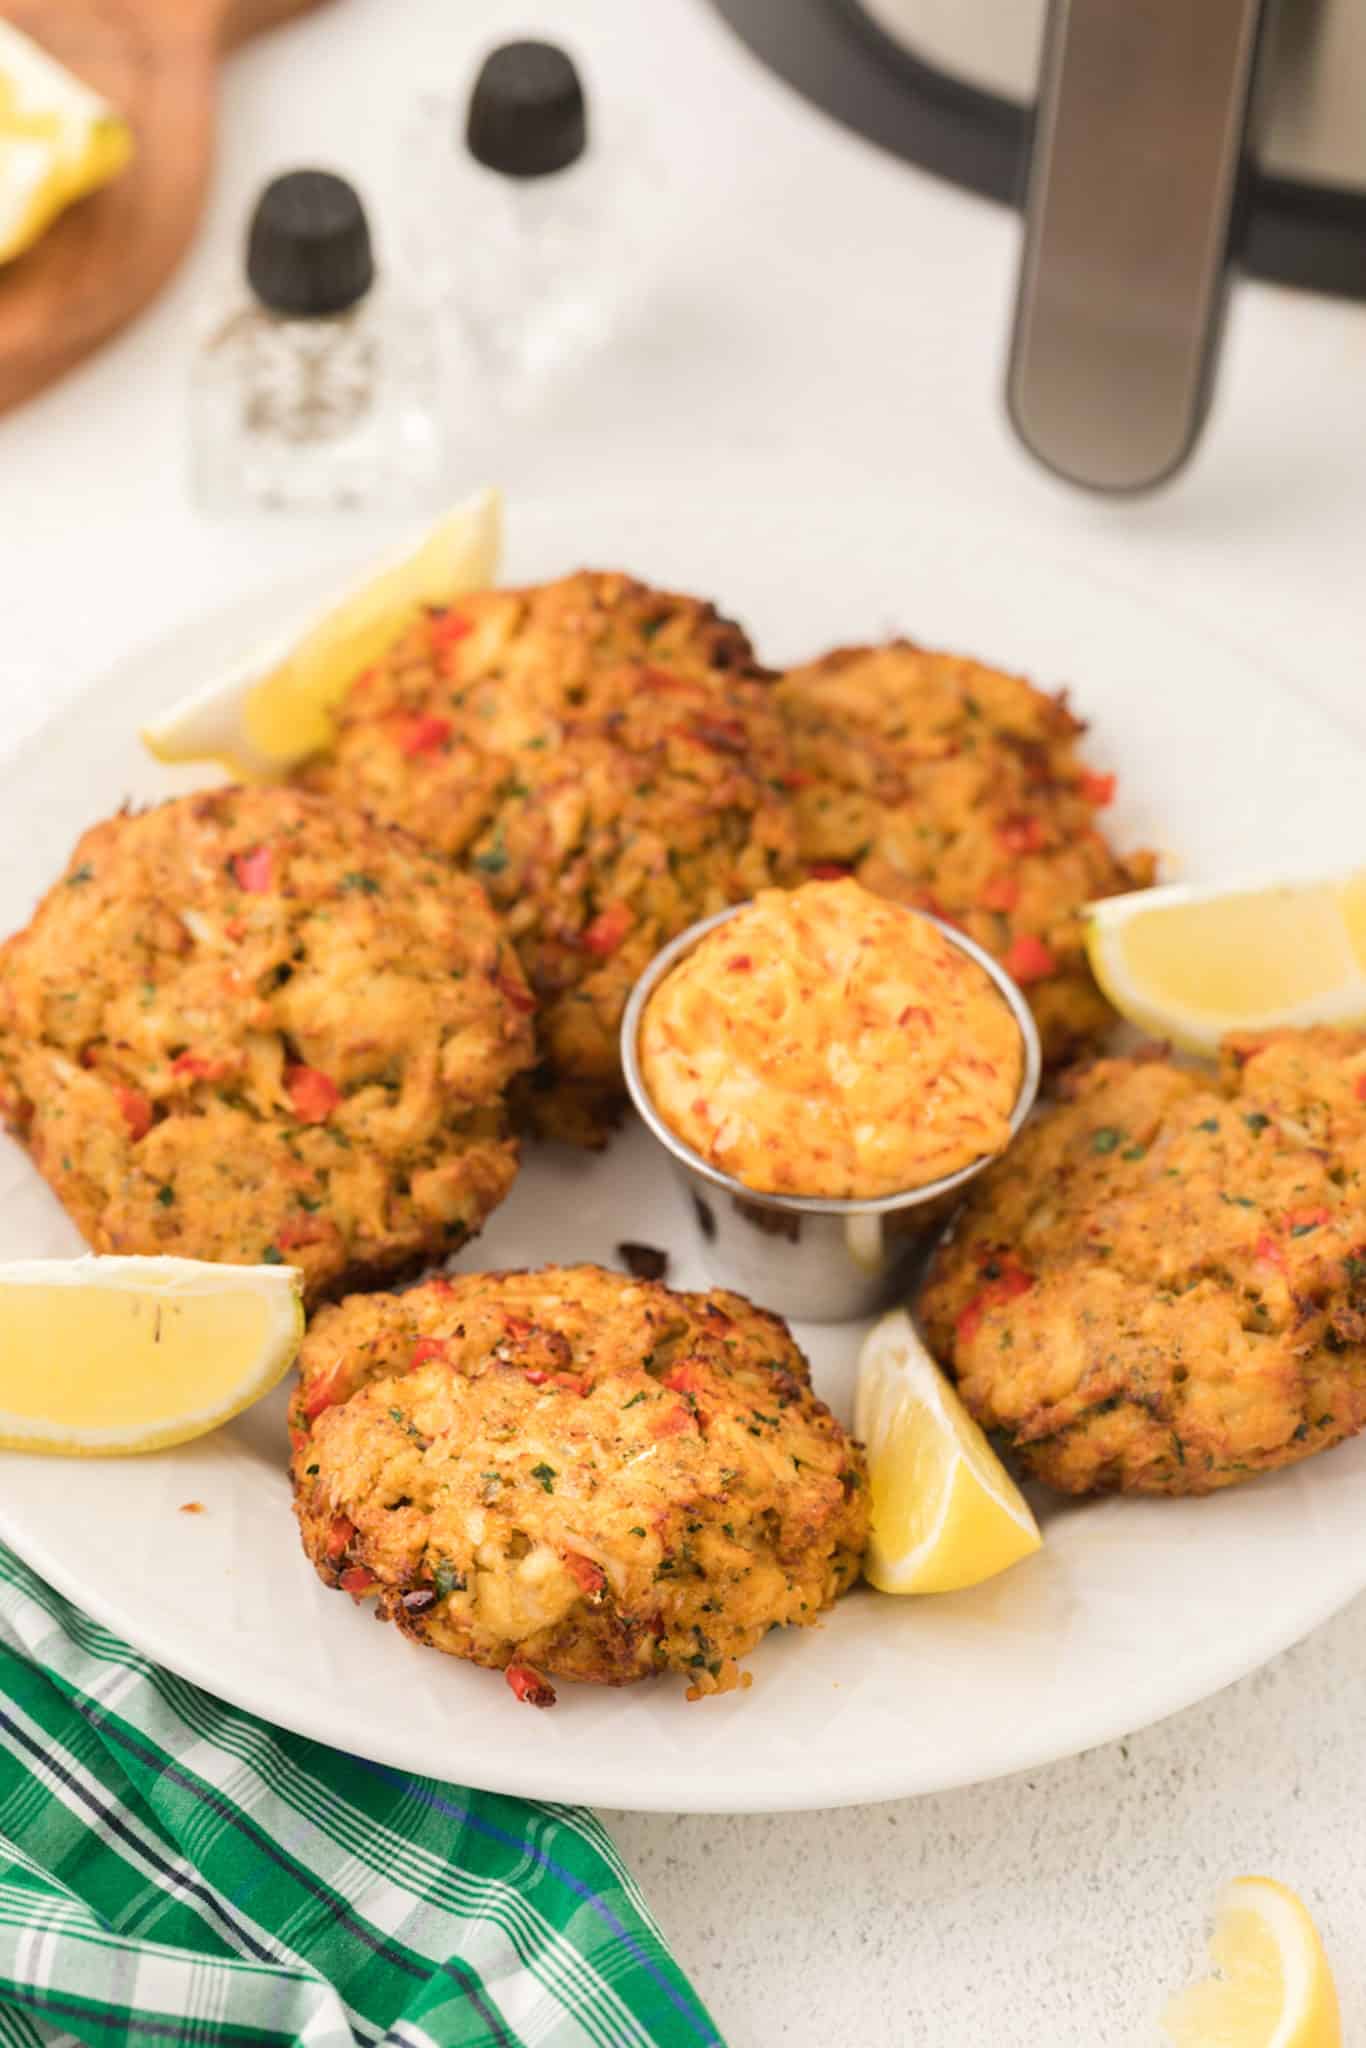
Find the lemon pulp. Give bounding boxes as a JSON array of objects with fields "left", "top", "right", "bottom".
[
  {"left": 0, "top": 1257, "right": 303, "bottom": 1455},
  {"left": 1120, "top": 889, "right": 1357, "bottom": 1016},
  {"left": 855, "top": 1308, "right": 1042, "bottom": 1595},
  {"left": 1087, "top": 871, "right": 1366, "bottom": 1056},
  {"left": 1164, "top": 1877, "right": 1342, "bottom": 2048},
  {"left": 2, "top": 1286, "right": 267, "bottom": 1429}
]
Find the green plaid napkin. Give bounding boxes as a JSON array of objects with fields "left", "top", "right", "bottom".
[{"left": 0, "top": 1542, "right": 722, "bottom": 2048}]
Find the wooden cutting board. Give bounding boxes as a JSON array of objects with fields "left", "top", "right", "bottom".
[{"left": 0, "top": 0, "right": 334, "bottom": 416}]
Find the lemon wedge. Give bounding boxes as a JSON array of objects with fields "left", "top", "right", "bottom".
[
  {"left": 142, "top": 486, "right": 502, "bottom": 782},
  {"left": 0, "top": 1256, "right": 303, "bottom": 1456},
  {"left": 1086, "top": 873, "right": 1366, "bottom": 1058},
  {"left": 1164, "top": 1877, "right": 1342, "bottom": 2048},
  {"left": 0, "top": 23, "right": 134, "bottom": 266},
  {"left": 854, "top": 1307, "right": 1042, "bottom": 1594}
]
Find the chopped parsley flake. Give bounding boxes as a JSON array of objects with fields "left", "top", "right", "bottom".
[
  {"left": 156, "top": 1185, "right": 175, "bottom": 1207},
  {"left": 433, "top": 1558, "right": 466, "bottom": 1599},
  {"left": 341, "top": 872, "right": 381, "bottom": 894},
  {"left": 473, "top": 838, "right": 508, "bottom": 876},
  {"left": 1091, "top": 1127, "right": 1122, "bottom": 1154},
  {"left": 622, "top": 1391, "right": 648, "bottom": 1409},
  {"left": 261, "top": 1245, "right": 285, "bottom": 1264},
  {"left": 531, "top": 1462, "right": 556, "bottom": 1494},
  {"left": 1244, "top": 1112, "right": 1271, "bottom": 1135},
  {"left": 65, "top": 864, "right": 93, "bottom": 886},
  {"left": 1195, "top": 1117, "right": 1220, "bottom": 1133}
]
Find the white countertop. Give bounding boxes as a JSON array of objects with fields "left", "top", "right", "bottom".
[{"left": 3, "top": 0, "right": 1364, "bottom": 2039}]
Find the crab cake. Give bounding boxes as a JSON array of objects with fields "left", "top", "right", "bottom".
[
  {"left": 293, "top": 571, "right": 800, "bottom": 1145},
  {"left": 0, "top": 788, "right": 535, "bottom": 1303},
  {"left": 920, "top": 1029, "right": 1366, "bottom": 1497},
  {"left": 291, "top": 1265, "right": 868, "bottom": 1700},
  {"left": 776, "top": 642, "right": 1156, "bottom": 1065}
]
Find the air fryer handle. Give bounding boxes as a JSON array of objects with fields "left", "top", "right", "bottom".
[{"left": 1006, "top": 0, "right": 1268, "bottom": 493}]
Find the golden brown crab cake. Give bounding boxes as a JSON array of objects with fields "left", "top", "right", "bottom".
[
  {"left": 291, "top": 1265, "right": 868, "bottom": 1701},
  {"left": 292, "top": 571, "right": 800, "bottom": 1145},
  {"left": 919, "top": 1029, "right": 1366, "bottom": 1496},
  {"left": 0, "top": 788, "right": 535, "bottom": 1303},
  {"left": 775, "top": 641, "right": 1156, "bottom": 1066}
]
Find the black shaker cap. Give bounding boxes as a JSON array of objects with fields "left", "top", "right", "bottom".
[
  {"left": 246, "top": 170, "right": 375, "bottom": 317},
  {"left": 466, "top": 41, "right": 588, "bottom": 178}
]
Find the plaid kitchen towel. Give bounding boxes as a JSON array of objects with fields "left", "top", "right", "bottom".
[{"left": 0, "top": 1543, "right": 722, "bottom": 2048}]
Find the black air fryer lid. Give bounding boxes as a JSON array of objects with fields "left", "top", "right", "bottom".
[
  {"left": 247, "top": 170, "right": 375, "bottom": 317},
  {"left": 466, "top": 40, "right": 588, "bottom": 178}
]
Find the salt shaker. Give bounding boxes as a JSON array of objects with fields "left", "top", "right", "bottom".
[
  {"left": 192, "top": 170, "right": 443, "bottom": 514},
  {"left": 404, "top": 41, "right": 636, "bottom": 400}
]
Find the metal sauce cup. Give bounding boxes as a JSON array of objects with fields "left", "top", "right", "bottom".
[{"left": 621, "top": 902, "right": 1042, "bottom": 1324}]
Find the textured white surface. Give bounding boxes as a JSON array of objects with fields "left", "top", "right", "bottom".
[
  {"left": 3, "top": 0, "right": 1366, "bottom": 2037},
  {"left": 609, "top": 1597, "right": 1366, "bottom": 2045}
]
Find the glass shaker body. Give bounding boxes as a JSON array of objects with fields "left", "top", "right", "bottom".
[
  {"left": 192, "top": 290, "right": 443, "bottom": 515},
  {"left": 401, "top": 94, "right": 641, "bottom": 404}
]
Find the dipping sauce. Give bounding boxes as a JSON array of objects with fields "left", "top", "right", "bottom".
[{"left": 637, "top": 879, "right": 1024, "bottom": 1200}]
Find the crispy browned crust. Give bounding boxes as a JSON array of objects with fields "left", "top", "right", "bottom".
[
  {"left": 775, "top": 640, "right": 1156, "bottom": 1066},
  {"left": 291, "top": 1265, "right": 867, "bottom": 1697},
  {"left": 0, "top": 788, "right": 535, "bottom": 1304},
  {"left": 920, "top": 1029, "right": 1366, "bottom": 1495},
  {"left": 293, "top": 571, "right": 801, "bottom": 1145}
]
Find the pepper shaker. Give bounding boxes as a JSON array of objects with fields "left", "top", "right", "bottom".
[{"left": 192, "top": 169, "right": 443, "bottom": 514}]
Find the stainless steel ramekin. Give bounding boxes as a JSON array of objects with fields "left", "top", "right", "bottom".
[{"left": 620, "top": 902, "right": 1042, "bottom": 1324}]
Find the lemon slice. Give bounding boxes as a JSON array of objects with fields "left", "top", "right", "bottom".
[
  {"left": 0, "top": 23, "right": 134, "bottom": 266},
  {"left": 0, "top": 1256, "right": 303, "bottom": 1456},
  {"left": 854, "top": 1308, "right": 1042, "bottom": 1594},
  {"left": 1164, "top": 1877, "right": 1342, "bottom": 2048},
  {"left": 1086, "top": 873, "right": 1366, "bottom": 1058},
  {"left": 142, "top": 487, "right": 502, "bottom": 782}
]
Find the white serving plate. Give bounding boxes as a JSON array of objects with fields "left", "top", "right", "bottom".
[{"left": 1, "top": 486, "right": 1363, "bottom": 1814}]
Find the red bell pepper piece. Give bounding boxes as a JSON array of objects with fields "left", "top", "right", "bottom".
[
  {"left": 232, "top": 847, "right": 273, "bottom": 893},
  {"left": 286, "top": 1065, "right": 341, "bottom": 1125},
  {"left": 506, "top": 1663, "right": 556, "bottom": 1708}
]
